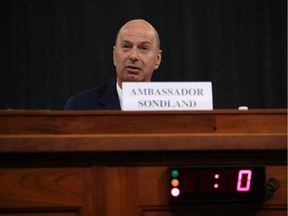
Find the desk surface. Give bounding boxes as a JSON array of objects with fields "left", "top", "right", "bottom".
[{"left": 0, "top": 109, "right": 286, "bottom": 153}]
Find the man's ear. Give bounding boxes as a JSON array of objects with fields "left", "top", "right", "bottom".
[{"left": 154, "top": 50, "right": 162, "bottom": 70}]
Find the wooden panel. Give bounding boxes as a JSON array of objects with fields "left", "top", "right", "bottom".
[
  {"left": 0, "top": 110, "right": 286, "bottom": 153},
  {"left": 215, "top": 113, "right": 287, "bottom": 133},
  {"left": 103, "top": 167, "right": 139, "bottom": 216},
  {"left": 0, "top": 134, "right": 286, "bottom": 152},
  {"left": 0, "top": 168, "right": 92, "bottom": 214},
  {"left": 0, "top": 111, "right": 215, "bottom": 135},
  {"left": 0, "top": 110, "right": 286, "bottom": 135}
]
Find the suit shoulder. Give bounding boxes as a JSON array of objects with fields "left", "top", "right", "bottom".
[
  {"left": 64, "top": 81, "right": 117, "bottom": 110},
  {"left": 72, "top": 82, "right": 115, "bottom": 99}
]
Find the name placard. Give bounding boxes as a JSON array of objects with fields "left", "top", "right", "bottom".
[{"left": 122, "top": 82, "right": 213, "bottom": 111}]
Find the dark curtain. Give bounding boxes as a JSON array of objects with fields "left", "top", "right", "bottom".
[{"left": 1, "top": 0, "right": 286, "bottom": 109}]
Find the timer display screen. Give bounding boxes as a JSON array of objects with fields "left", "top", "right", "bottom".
[{"left": 168, "top": 166, "right": 265, "bottom": 202}]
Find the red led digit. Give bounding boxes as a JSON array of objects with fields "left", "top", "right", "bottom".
[
  {"left": 199, "top": 170, "right": 214, "bottom": 192},
  {"left": 219, "top": 169, "right": 236, "bottom": 192},
  {"left": 237, "top": 170, "right": 252, "bottom": 192},
  {"left": 181, "top": 170, "right": 197, "bottom": 192}
]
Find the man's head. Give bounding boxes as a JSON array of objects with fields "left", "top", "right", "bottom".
[{"left": 113, "top": 19, "right": 162, "bottom": 88}]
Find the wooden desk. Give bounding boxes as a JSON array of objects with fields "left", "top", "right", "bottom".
[{"left": 0, "top": 110, "right": 286, "bottom": 216}]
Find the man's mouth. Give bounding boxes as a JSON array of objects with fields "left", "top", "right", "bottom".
[{"left": 126, "top": 65, "right": 141, "bottom": 74}]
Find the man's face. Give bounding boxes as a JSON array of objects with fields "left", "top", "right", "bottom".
[{"left": 113, "top": 21, "right": 162, "bottom": 88}]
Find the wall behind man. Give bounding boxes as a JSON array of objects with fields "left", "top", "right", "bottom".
[{"left": 1, "top": 0, "right": 286, "bottom": 109}]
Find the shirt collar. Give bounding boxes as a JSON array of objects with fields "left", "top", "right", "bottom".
[{"left": 116, "top": 81, "right": 123, "bottom": 110}]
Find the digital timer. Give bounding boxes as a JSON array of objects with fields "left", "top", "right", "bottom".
[{"left": 168, "top": 166, "right": 266, "bottom": 202}]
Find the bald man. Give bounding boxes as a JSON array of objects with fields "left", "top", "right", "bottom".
[{"left": 65, "top": 19, "right": 162, "bottom": 110}]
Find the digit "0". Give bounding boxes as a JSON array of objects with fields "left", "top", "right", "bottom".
[{"left": 237, "top": 170, "right": 252, "bottom": 192}]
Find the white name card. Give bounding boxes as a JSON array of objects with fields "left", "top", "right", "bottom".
[{"left": 122, "top": 82, "right": 213, "bottom": 111}]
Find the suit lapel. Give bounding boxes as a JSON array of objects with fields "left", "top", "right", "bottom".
[{"left": 99, "top": 82, "right": 121, "bottom": 110}]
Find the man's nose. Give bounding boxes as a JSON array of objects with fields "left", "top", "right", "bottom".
[{"left": 129, "top": 47, "right": 139, "bottom": 62}]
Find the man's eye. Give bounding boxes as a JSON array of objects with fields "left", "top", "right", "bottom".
[{"left": 141, "top": 47, "right": 149, "bottom": 51}]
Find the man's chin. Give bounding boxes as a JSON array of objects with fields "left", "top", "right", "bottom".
[{"left": 125, "top": 75, "right": 142, "bottom": 82}]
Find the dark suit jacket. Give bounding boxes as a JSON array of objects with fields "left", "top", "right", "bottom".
[{"left": 64, "top": 81, "right": 121, "bottom": 110}]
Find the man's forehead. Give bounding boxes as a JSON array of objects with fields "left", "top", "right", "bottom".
[
  {"left": 121, "top": 39, "right": 152, "bottom": 45},
  {"left": 121, "top": 28, "right": 154, "bottom": 39},
  {"left": 115, "top": 20, "right": 160, "bottom": 48}
]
